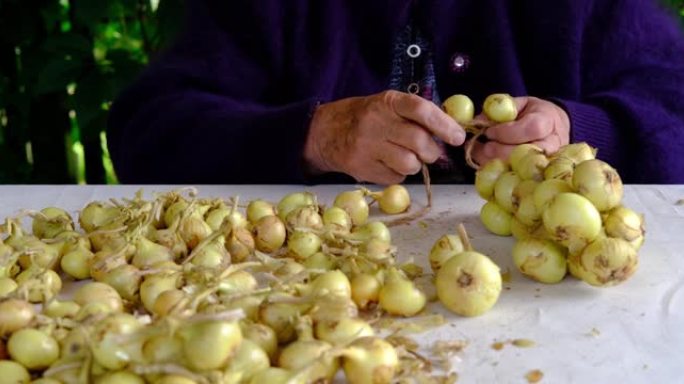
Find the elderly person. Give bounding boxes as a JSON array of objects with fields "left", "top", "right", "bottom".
[{"left": 108, "top": 0, "right": 684, "bottom": 184}]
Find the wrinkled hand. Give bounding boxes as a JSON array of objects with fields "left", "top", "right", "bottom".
[
  {"left": 304, "top": 90, "right": 466, "bottom": 184},
  {"left": 470, "top": 97, "right": 570, "bottom": 166}
]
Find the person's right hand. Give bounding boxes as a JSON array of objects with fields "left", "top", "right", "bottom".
[{"left": 304, "top": 90, "right": 466, "bottom": 184}]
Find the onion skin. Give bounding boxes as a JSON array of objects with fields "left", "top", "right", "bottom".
[
  {"left": 334, "top": 190, "right": 369, "bottom": 226},
  {"left": 442, "top": 94, "right": 475, "bottom": 124},
  {"left": 494, "top": 171, "right": 521, "bottom": 213},
  {"left": 554, "top": 142, "right": 597, "bottom": 164},
  {"left": 542, "top": 192, "right": 602, "bottom": 251},
  {"left": 475, "top": 159, "right": 509, "bottom": 200},
  {"left": 509, "top": 144, "right": 543, "bottom": 174},
  {"left": 436, "top": 251, "right": 502, "bottom": 317},
  {"left": 483, "top": 93, "right": 518, "bottom": 123},
  {"left": 512, "top": 238, "right": 567, "bottom": 284},
  {"left": 342, "top": 337, "right": 398, "bottom": 384},
  {"left": 429, "top": 234, "right": 465, "bottom": 273},
  {"left": 572, "top": 237, "right": 638, "bottom": 287},
  {"left": 572, "top": 159, "right": 623, "bottom": 212},
  {"left": 480, "top": 201, "right": 513, "bottom": 236},
  {"left": 604, "top": 206, "right": 645, "bottom": 250}
]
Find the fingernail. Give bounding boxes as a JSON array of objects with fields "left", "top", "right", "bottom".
[{"left": 452, "top": 130, "right": 466, "bottom": 145}]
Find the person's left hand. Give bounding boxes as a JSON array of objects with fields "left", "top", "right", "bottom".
[{"left": 469, "top": 96, "right": 570, "bottom": 166}]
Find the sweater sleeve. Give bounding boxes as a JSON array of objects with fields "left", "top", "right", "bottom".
[
  {"left": 554, "top": 0, "right": 684, "bottom": 183},
  {"left": 107, "top": 1, "right": 319, "bottom": 184}
]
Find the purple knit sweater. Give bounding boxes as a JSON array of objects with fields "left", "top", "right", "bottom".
[{"left": 108, "top": 0, "right": 684, "bottom": 184}]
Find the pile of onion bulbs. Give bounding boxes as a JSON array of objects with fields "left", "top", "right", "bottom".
[
  {"left": 0, "top": 183, "right": 466, "bottom": 384},
  {"left": 475, "top": 142, "right": 644, "bottom": 286}
]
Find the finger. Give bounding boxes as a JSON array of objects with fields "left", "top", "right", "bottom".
[
  {"left": 485, "top": 113, "right": 553, "bottom": 144},
  {"left": 387, "top": 123, "right": 442, "bottom": 163},
  {"left": 470, "top": 140, "right": 519, "bottom": 167},
  {"left": 385, "top": 91, "right": 466, "bottom": 146},
  {"left": 362, "top": 161, "right": 406, "bottom": 185},
  {"left": 378, "top": 143, "right": 423, "bottom": 176}
]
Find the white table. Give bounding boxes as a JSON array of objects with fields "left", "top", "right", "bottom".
[{"left": 1, "top": 185, "right": 683, "bottom": 383}]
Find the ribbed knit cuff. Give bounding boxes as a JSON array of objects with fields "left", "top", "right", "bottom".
[{"left": 551, "top": 99, "right": 622, "bottom": 167}]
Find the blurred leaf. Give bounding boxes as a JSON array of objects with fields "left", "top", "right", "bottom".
[
  {"left": 42, "top": 33, "right": 93, "bottom": 58},
  {"left": 35, "top": 58, "right": 84, "bottom": 95},
  {"left": 74, "top": 69, "right": 112, "bottom": 138}
]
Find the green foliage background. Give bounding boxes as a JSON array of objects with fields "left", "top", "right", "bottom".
[
  {"left": 0, "top": 0, "right": 682, "bottom": 184},
  {"left": 0, "top": 0, "right": 183, "bottom": 184}
]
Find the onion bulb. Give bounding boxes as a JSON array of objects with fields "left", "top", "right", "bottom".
[
  {"left": 509, "top": 144, "right": 543, "bottom": 174},
  {"left": 475, "top": 158, "right": 509, "bottom": 200},
  {"left": 0, "top": 299, "right": 35, "bottom": 338},
  {"left": 74, "top": 281, "right": 123, "bottom": 313},
  {"left": 140, "top": 272, "right": 181, "bottom": 313},
  {"left": 79, "top": 202, "right": 121, "bottom": 233},
  {"left": 480, "top": 201, "right": 513, "bottom": 236},
  {"left": 516, "top": 152, "right": 549, "bottom": 182},
  {"left": 277, "top": 192, "right": 316, "bottom": 221},
  {"left": 249, "top": 368, "right": 293, "bottom": 384},
  {"left": 224, "top": 339, "right": 271, "bottom": 384},
  {"left": 342, "top": 337, "right": 398, "bottom": 384},
  {"left": 101, "top": 264, "right": 141, "bottom": 301},
  {"left": 132, "top": 236, "right": 174, "bottom": 269},
  {"left": 372, "top": 185, "right": 411, "bottom": 215},
  {"left": 94, "top": 371, "right": 145, "bottom": 384},
  {"left": 429, "top": 234, "right": 465, "bottom": 273},
  {"left": 379, "top": 268, "right": 426, "bottom": 317},
  {"left": 91, "top": 313, "right": 142, "bottom": 370},
  {"left": 512, "top": 238, "right": 567, "bottom": 283},
  {"left": 15, "top": 267, "right": 62, "bottom": 302},
  {"left": 142, "top": 334, "right": 183, "bottom": 365},
  {"left": 555, "top": 142, "right": 597, "bottom": 164},
  {"left": 178, "top": 213, "right": 212, "bottom": 250},
  {"left": 334, "top": 190, "right": 369, "bottom": 226},
  {"left": 351, "top": 273, "right": 381, "bottom": 309},
  {"left": 226, "top": 227, "right": 255, "bottom": 263},
  {"left": 252, "top": 215, "right": 286, "bottom": 253},
  {"left": 315, "top": 318, "right": 374, "bottom": 346},
  {"left": 247, "top": 199, "right": 276, "bottom": 224},
  {"left": 533, "top": 179, "right": 574, "bottom": 212},
  {"left": 572, "top": 237, "right": 638, "bottom": 286},
  {"left": 60, "top": 245, "right": 94, "bottom": 280},
  {"left": 436, "top": 251, "right": 502, "bottom": 317},
  {"left": 542, "top": 192, "right": 602, "bottom": 250},
  {"left": 179, "top": 320, "right": 242, "bottom": 371},
  {"left": 544, "top": 156, "right": 575, "bottom": 183},
  {"left": 322, "top": 206, "right": 352, "bottom": 233},
  {"left": 572, "top": 159, "right": 623, "bottom": 211},
  {"left": 7, "top": 328, "right": 59, "bottom": 369},
  {"left": 32, "top": 207, "right": 74, "bottom": 239},
  {"left": 286, "top": 206, "right": 323, "bottom": 231},
  {"left": 0, "top": 360, "right": 29, "bottom": 384},
  {"left": 0, "top": 277, "right": 17, "bottom": 296},
  {"left": 240, "top": 322, "right": 278, "bottom": 361},
  {"left": 604, "top": 206, "right": 645, "bottom": 249},
  {"left": 483, "top": 93, "right": 518, "bottom": 123},
  {"left": 351, "top": 221, "right": 391, "bottom": 243},
  {"left": 43, "top": 299, "right": 80, "bottom": 319},
  {"left": 442, "top": 94, "right": 475, "bottom": 124},
  {"left": 287, "top": 231, "right": 322, "bottom": 260},
  {"left": 494, "top": 171, "right": 521, "bottom": 213},
  {"left": 510, "top": 219, "right": 547, "bottom": 240},
  {"left": 303, "top": 251, "right": 336, "bottom": 271},
  {"left": 307, "top": 270, "right": 352, "bottom": 299}
]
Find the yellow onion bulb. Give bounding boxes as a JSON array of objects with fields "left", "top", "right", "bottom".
[
  {"left": 483, "top": 93, "right": 518, "bottom": 123},
  {"left": 442, "top": 94, "right": 475, "bottom": 124},
  {"left": 542, "top": 192, "right": 602, "bottom": 250},
  {"left": 428, "top": 234, "right": 465, "bottom": 273},
  {"left": 604, "top": 206, "right": 645, "bottom": 249},
  {"left": 494, "top": 171, "right": 521, "bottom": 213},
  {"left": 333, "top": 190, "right": 369, "bottom": 226},
  {"left": 480, "top": 201, "right": 512, "bottom": 236},
  {"left": 572, "top": 159, "right": 623, "bottom": 212},
  {"left": 475, "top": 158, "right": 510, "bottom": 200},
  {"left": 436, "top": 251, "right": 502, "bottom": 317},
  {"left": 574, "top": 237, "right": 638, "bottom": 287},
  {"left": 533, "top": 179, "right": 574, "bottom": 212},
  {"left": 544, "top": 156, "right": 575, "bottom": 183},
  {"left": 512, "top": 238, "right": 567, "bottom": 284},
  {"left": 555, "top": 142, "right": 597, "bottom": 164}
]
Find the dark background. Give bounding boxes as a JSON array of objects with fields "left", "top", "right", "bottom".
[{"left": 0, "top": 0, "right": 682, "bottom": 184}]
